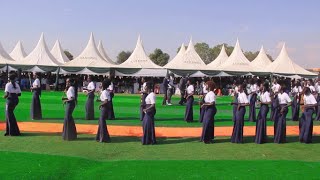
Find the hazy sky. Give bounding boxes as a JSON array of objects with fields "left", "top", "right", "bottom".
[{"left": 0, "top": 0, "right": 319, "bottom": 68}]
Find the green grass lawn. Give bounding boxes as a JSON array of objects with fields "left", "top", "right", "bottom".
[{"left": 1, "top": 91, "right": 319, "bottom": 127}]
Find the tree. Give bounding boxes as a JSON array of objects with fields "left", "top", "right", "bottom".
[
  {"left": 194, "top": 42, "right": 215, "bottom": 64},
  {"left": 211, "top": 43, "right": 234, "bottom": 59},
  {"left": 64, "top": 50, "right": 73, "bottom": 60},
  {"left": 149, "top": 48, "right": 170, "bottom": 66},
  {"left": 117, "top": 51, "right": 132, "bottom": 64}
]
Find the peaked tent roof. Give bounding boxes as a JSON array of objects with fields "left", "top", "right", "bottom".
[
  {"left": 164, "top": 43, "right": 185, "bottom": 67},
  {"left": 18, "top": 33, "right": 61, "bottom": 66},
  {"left": 62, "top": 33, "right": 115, "bottom": 68},
  {"left": 250, "top": 46, "right": 272, "bottom": 69},
  {"left": 0, "top": 41, "right": 15, "bottom": 65},
  {"left": 165, "top": 39, "right": 207, "bottom": 70},
  {"left": 97, "top": 40, "right": 116, "bottom": 64},
  {"left": 50, "top": 40, "right": 70, "bottom": 64},
  {"left": 218, "top": 39, "right": 256, "bottom": 73},
  {"left": 266, "top": 44, "right": 316, "bottom": 76},
  {"left": 117, "top": 35, "right": 162, "bottom": 69},
  {"left": 9, "top": 41, "right": 27, "bottom": 62},
  {"left": 206, "top": 44, "right": 228, "bottom": 70}
]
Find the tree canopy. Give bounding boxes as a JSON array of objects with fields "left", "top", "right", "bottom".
[
  {"left": 149, "top": 48, "right": 170, "bottom": 66},
  {"left": 117, "top": 51, "right": 132, "bottom": 64},
  {"left": 64, "top": 50, "right": 73, "bottom": 60}
]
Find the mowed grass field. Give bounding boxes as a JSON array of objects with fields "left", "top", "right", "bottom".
[{"left": 1, "top": 91, "right": 320, "bottom": 179}]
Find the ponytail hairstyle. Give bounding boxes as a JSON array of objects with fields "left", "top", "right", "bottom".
[{"left": 9, "top": 72, "right": 17, "bottom": 89}]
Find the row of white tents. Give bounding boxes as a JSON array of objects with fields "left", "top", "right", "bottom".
[{"left": 0, "top": 33, "right": 317, "bottom": 78}]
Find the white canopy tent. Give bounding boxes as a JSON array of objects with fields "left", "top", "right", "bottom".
[
  {"left": 265, "top": 43, "right": 316, "bottom": 78},
  {"left": 0, "top": 41, "right": 15, "bottom": 71},
  {"left": 61, "top": 33, "right": 115, "bottom": 75},
  {"left": 164, "top": 43, "right": 186, "bottom": 68},
  {"left": 97, "top": 40, "right": 117, "bottom": 65},
  {"left": 9, "top": 41, "right": 27, "bottom": 62},
  {"left": 50, "top": 40, "right": 70, "bottom": 64},
  {"left": 206, "top": 44, "right": 228, "bottom": 70},
  {"left": 250, "top": 46, "right": 272, "bottom": 70},
  {"left": 115, "top": 35, "right": 166, "bottom": 77}
]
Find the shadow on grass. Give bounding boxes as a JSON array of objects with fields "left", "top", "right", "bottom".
[{"left": 20, "top": 132, "right": 61, "bottom": 136}]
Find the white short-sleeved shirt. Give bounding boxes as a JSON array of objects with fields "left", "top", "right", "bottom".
[
  {"left": 232, "top": 86, "right": 239, "bottom": 96},
  {"left": 141, "top": 82, "right": 147, "bottom": 93},
  {"left": 260, "top": 91, "right": 271, "bottom": 103},
  {"left": 187, "top": 85, "right": 194, "bottom": 94},
  {"left": 292, "top": 86, "right": 302, "bottom": 94},
  {"left": 87, "top": 82, "right": 95, "bottom": 91},
  {"left": 304, "top": 94, "right": 317, "bottom": 105},
  {"left": 238, "top": 92, "right": 249, "bottom": 104},
  {"left": 278, "top": 92, "right": 292, "bottom": 104},
  {"left": 202, "top": 83, "right": 208, "bottom": 94},
  {"left": 100, "top": 89, "right": 110, "bottom": 101},
  {"left": 309, "top": 85, "right": 316, "bottom": 93},
  {"left": 5, "top": 82, "right": 21, "bottom": 94},
  {"left": 145, "top": 92, "right": 156, "bottom": 105},
  {"left": 204, "top": 91, "right": 215, "bottom": 103},
  {"left": 66, "top": 86, "right": 75, "bottom": 100},
  {"left": 108, "top": 82, "right": 114, "bottom": 91},
  {"left": 33, "top": 78, "right": 40, "bottom": 88},
  {"left": 250, "top": 84, "right": 258, "bottom": 93},
  {"left": 272, "top": 84, "right": 280, "bottom": 93},
  {"left": 315, "top": 83, "right": 320, "bottom": 93}
]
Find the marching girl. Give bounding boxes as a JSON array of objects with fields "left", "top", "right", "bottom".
[
  {"left": 274, "top": 84, "right": 291, "bottom": 143},
  {"left": 315, "top": 79, "right": 320, "bottom": 121},
  {"left": 199, "top": 78, "right": 208, "bottom": 123},
  {"left": 255, "top": 83, "right": 271, "bottom": 144},
  {"left": 270, "top": 79, "right": 280, "bottom": 121},
  {"left": 185, "top": 78, "right": 194, "bottom": 123},
  {"left": 107, "top": 78, "right": 115, "bottom": 120},
  {"left": 291, "top": 81, "right": 302, "bottom": 121},
  {"left": 249, "top": 79, "right": 258, "bottom": 122},
  {"left": 299, "top": 87, "right": 317, "bottom": 143},
  {"left": 61, "top": 78, "right": 77, "bottom": 141},
  {"left": 30, "top": 72, "right": 42, "bottom": 120},
  {"left": 231, "top": 84, "right": 249, "bottom": 143},
  {"left": 200, "top": 81, "right": 217, "bottom": 144},
  {"left": 3, "top": 72, "right": 21, "bottom": 136},
  {"left": 142, "top": 81, "right": 157, "bottom": 145},
  {"left": 140, "top": 77, "right": 148, "bottom": 121},
  {"left": 85, "top": 76, "right": 95, "bottom": 120},
  {"left": 96, "top": 79, "right": 111, "bottom": 143},
  {"left": 231, "top": 82, "right": 239, "bottom": 122}
]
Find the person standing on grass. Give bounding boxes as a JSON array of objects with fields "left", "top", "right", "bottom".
[
  {"left": 255, "top": 83, "right": 271, "bottom": 144},
  {"left": 142, "top": 81, "right": 157, "bottom": 145},
  {"left": 200, "top": 81, "right": 217, "bottom": 144},
  {"left": 185, "top": 78, "right": 194, "bottom": 123},
  {"left": 162, "top": 75, "right": 169, "bottom": 105},
  {"left": 199, "top": 77, "right": 208, "bottom": 123},
  {"left": 166, "top": 74, "right": 175, "bottom": 106},
  {"left": 96, "top": 79, "right": 111, "bottom": 143},
  {"left": 61, "top": 78, "right": 77, "bottom": 141},
  {"left": 315, "top": 79, "right": 320, "bottom": 121},
  {"left": 248, "top": 78, "right": 258, "bottom": 122},
  {"left": 299, "top": 87, "right": 317, "bottom": 143},
  {"left": 85, "top": 76, "right": 95, "bottom": 120},
  {"left": 107, "top": 77, "right": 115, "bottom": 120},
  {"left": 3, "top": 72, "right": 21, "bottom": 136},
  {"left": 274, "top": 84, "right": 291, "bottom": 143},
  {"left": 140, "top": 77, "right": 148, "bottom": 121},
  {"left": 231, "top": 81, "right": 239, "bottom": 122},
  {"left": 270, "top": 79, "right": 280, "bottom": 121},
  {"left": 231, "top": 84, "right": 249, "bottom": 143},
  {"left": 291, "top": 81, "right": 302, "bottom": 121},
  {"left": 178, "top": 74, "right": 188, "bottom": 105},
  {"left": 30, "top": 72, "right": 42, "bottom": 120}
]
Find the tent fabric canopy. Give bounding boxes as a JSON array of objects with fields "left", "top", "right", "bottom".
[
  {"left": 9, "top": 41, "right": 27, "bottom": 62},
  {"left": 0, "top": 41, "right": 15, "bottom": 66},
  {"left": 206, "top": 44, "right": 228, "bottom": 71},
  {"left": 97, "top": 40, "right": 117, "bottom": 65},
  {"left": 250, "top": 46, "right": 272, "bottom": 70},
  {"left": 51, "top": 40, "right": 70, "bottom": 64},
  {"left": 164, "top": 43, "right": 186, "bottom": 68}
]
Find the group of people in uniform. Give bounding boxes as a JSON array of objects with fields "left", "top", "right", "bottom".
[{"left": 3, "top": 71, "right": 319, "bottom": 145}]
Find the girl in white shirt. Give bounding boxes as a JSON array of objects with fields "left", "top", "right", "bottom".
[
  {"left": 30, "top": 72, "right": 42, "bottom": 120},
  {"left": 142, "top": 81, "right": 157, "bottom": 145},
  {"left": 107, "top": 79, "right": 115, "bottom": 120},
  {"left": 255, "top": 83, "right": 271, "bottom": 144},
  {"left": 3, "top": 72, "right": 21, "bottom": 136},
  {"left": 249, "top": 79, "right": 258, "bottom": 122},
  {"left": 299, "top": 87, "right": 317, "bottom": 143},
  {"left": 96, "top": 79, "right": 111, "bottom": 143},
  {"left": 85, "top": 76, "right": 95, "bottom": 120},
  {"left": 200, "top": 81, "right": 217, "bottom": 144},
  {"left": 61, "top": 78, "right": 77, "bottom": 141},
  {"left": 270, "top": 80, "right": 280, "bottom": 121},
  {"left": 291, "top": 81, "right": 302, "bottom": 121},
  {"left": 231, "top": 84, "right": 249, "bottom": 143},
  {"left": 140, "top": 77, "right": 148, "bottom": 121},
  {"left": 274, "top": 85, "right": 291, "bottom": 143},
  {"left": 185, "top": 78, "right": 195, "bottom": 123}
]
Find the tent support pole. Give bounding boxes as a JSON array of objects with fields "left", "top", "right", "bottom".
[
  {"left": 6, "top": 64, "right": 9, "bottom": 80},
  {"left": 55, "top": 67, "right": 60, "bottom": 91}
]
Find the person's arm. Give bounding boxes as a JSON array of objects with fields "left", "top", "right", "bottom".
[
  {"left": 143, "top": 104, "right": 155, "bottom": 113},
  {"left": 3, "top": 92, "right": 9, "bottom": 99},
  {"left": 99, "top": 99, "right": 109, "bottom": 109}
]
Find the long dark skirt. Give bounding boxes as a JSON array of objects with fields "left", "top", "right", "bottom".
[
  {"left": 291, "top": 98, "right": 300, "bottom": 121},
  {"left": 96, "top": 105, "right": 111, "bottom": 143},
  {"left": 274, "top": 105, "right": 287, "bottom": 143},
  {"left": 5, "top": 97, "right": 20, "bottom": 136},
  {"left": 249, "top": 93, "right": 257, "bottom": 122},
  {"left": 162, "top": 89, "right": 168, "bottom": 105},
  {"left": 315, "top": 96, "right": 320, "bottom": 121},
  {"left": 185, "top": 96, "right": 194, "bottom": 122},
  {"left": 107, "top": 92, "right": 115, "bottom": 120},
  {"left": 255, "top": 104, "right": 269, "bottom": 144},
  {"left": 142, "top": 104, "right": 156, "bottom": 145},
  {"left": 140, "top": 93, "right": 147, "bottom": 121},
  {"left": 62, "top": 101, "right": 77, "bottom": 141},
  {"left": 85, "top": 92, "right": 95, "bottom": 120},
  {"left": 299, "top": 108, "right": 314, "bottom": 143},
  {"left": 231, "top": 106, "right": 246, "bottom": 143},
  {"left": 200, "top": 105, "right": 217, "bottom": 143},
  {"left": 31, "top": 91, "right": 42, "bottom": 120},
  {"left": 270, "top": 95, "right": 278, "bottom": 121},
  {"left": 199, "top": 97, "right": 205, "bottom": 123}
]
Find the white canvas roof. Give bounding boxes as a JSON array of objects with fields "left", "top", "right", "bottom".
[
  {"left": 266, "top": 44, "right": 316, "bottom": 76},
  {"left": 165, "top": 39, "right": 207, "bottom": 70},
  {"left": 18, "top": 33, "right": 61, "bottom": 66},
  {"left": 9, "top": 41, "right": 27, "bottom": 62},
  {"left": 97, "top": 40, "right": 116, "bottom": 64},
  {"left": 63, "top": 33, "right": 114, "bottom": 68},
  {"left": 250, "top": 46, "right": 272, "bottom": 69},
  {"left": 206, "top": 44, "right": 228, "bottom": 71},
  {"left": 164, "top": 43, "right": 185, "bottom": 67},
  {"left": 218, "top": 39, "right": 256, "bottom": 73},
  {"left": 118, "top": 36, "right": 162, "bottom": 69},
  {"left": 50, "top": 40, "right": 70, "bottom": 64},
  {"left": 0, "top": 41, "right": 15, "bottom": 65}
]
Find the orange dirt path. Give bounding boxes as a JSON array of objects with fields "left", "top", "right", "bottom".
[{"left": 0, "top": 122, "right": 319, "bottom": 137}]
